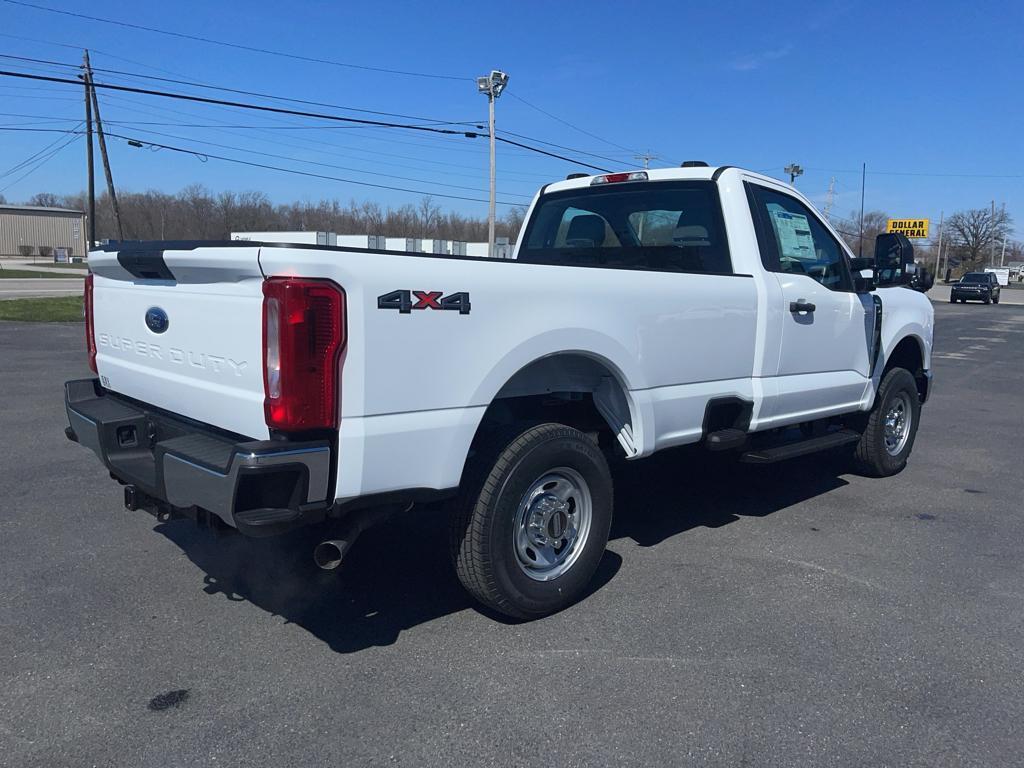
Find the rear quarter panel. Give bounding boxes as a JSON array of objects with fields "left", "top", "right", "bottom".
[{"left": 258, "top": 247, "right": 759, "bottom": 499}]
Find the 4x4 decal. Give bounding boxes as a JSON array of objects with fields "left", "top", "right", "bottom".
[{"left": 378, "top": 290, "right": 471, "bottom": 315}]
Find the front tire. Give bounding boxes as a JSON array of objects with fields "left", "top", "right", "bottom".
[
  {"left": 853, "top": 368, "right": 921, "bottom": 477},
  {"left": 449, "top": 423, "right": 614, "bottom": 619}
]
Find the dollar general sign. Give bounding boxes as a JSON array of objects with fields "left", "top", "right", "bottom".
[{"left": 887, "top": 219, "right": 929, "bottom": 239}]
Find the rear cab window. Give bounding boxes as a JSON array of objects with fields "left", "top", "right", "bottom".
[{"left": 518, "top": 180, "right": 732, "bottom": 274}]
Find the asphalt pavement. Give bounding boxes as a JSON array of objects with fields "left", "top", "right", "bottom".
[
  {"left": 0, "top": 278, "right": 84, "bottom": 300},
  {"left": 1, "top": 302, "right": 1022, "bottom": 767}
]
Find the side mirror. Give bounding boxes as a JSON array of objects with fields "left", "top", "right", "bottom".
[
  {"left": 911, "top": 265, "right": 935, "bottom": 293},
  {"left": 849, "top": 256, "right": 876, "bottom": 292},
  {"left": 874, "top": 232, "right": 915, "bottom": 287}
]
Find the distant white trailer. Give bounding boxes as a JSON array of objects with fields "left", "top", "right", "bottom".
[
  {"left": 231, "top": 231, "right": 336, "bottom": 246},
  {"left": 465, "top": 242, "right": 489, "bottom": 258},
  {"left": 336, "top": 234, "right": 386, "bottom": 250},
  {"left": 419, "top": 239, "right": 449, "bottom": 254},
  {"left": 984, "top": 267, "right": 1010, "bottom": 286},
  {"left": 385, "top": 237, "right": 422, "bottom": 252}
]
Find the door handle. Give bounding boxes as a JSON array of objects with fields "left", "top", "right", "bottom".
[{"left": 789, "top": 299, "right": 816, "bottom": 314}]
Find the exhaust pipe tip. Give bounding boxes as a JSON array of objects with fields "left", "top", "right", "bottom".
[{"left": 313, "top": 540, "right": 347, "bottom": 570}]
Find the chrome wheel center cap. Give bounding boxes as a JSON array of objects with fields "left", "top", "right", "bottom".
[{"left": 527, "top": 495, "right": 569, "bottom": 547}]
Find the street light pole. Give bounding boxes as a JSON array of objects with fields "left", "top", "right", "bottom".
[
  {"left": 784, "top": 163, "right": 803, "bottom": 185},
  {"left": 477, "top": 70, "right": 508, "bottom": 258}
]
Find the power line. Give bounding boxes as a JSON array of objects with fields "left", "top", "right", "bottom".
[
  {"left": 0, "top": 53, "right": 484, "bottom": 127},
  {"left": 0, "top": 131, "right": 80, "bottom": 193},
  {"left": 88, "top": 89, "right": 559, "bottom": 181},
  {"left": 0, "top": 69, "right": 611, "bottom": 171},
  {"left": 805, "top": 166, "right": 1024, "bottom": 180},
  {"left": 103, "top": 130, "right": 526, "bottom": 206},
  {"left": 0, "top": 126, "right": 528, "bottom": 206},
  {"left": 0, "top": 53, "right": 636, "bottom": 169},
  {"left": 0, "top": 120, "right": 82, "bottom": 178},
  {"left": 493, "top": 135, "right": 609, "bottom": 172},
  {"left": 2, "top": 0, "right": 472, "bottom": 81},
  {"left": 0, "top": 69, "right": 476, "bottom": 135},
  {"left": 497, "top": 128, "right": 627, "bottom": 166},
  {"left": 96, "top": 122, "right": 534, "bottom": 198},
  {"left": 506, "top": 90, "right": 638, "bottom": 154},
  {"left": 89, "top": 95, "right": 554, "bottom": 181}
]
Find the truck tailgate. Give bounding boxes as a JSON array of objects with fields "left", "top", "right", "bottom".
[{"left": 88, "top": 245, "right": 269, "bottom": 439}]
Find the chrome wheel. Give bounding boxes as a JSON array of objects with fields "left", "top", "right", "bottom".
[
  {"left": 514, "top": 467, "right": 593, "bottom": 581},
  {"left": 883, "top": 391, "right": 913, "bottom": 456}
]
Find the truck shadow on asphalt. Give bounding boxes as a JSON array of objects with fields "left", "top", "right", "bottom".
[{"left": 157, "top": 446, "right": 850, "bottom": 654}]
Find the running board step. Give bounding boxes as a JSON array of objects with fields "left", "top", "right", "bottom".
[
  {"left": 740, "top": 429, "right": 861, "bottom": 464},
  {"left": 705, "top": 428, "right": 747, "bottom": 451}
]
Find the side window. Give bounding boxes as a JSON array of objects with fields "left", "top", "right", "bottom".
[{"left": 747, "top": 184, "right": 852, "bottom": 290}]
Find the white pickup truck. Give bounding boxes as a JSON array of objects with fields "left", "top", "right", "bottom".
[{"left": 65, "top": 165, "right": 934, "bottom": 619}]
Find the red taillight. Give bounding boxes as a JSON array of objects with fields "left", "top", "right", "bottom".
[
  {"left": 261, "top": 277, "right": 346, "bottom": 432},
  {"left": 84, "top": 273, "right": 97, "bottom": 373}
]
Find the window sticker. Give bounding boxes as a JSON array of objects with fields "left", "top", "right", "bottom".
[{"left": 769, "top": 208, "right": 815, "bottom": 262}]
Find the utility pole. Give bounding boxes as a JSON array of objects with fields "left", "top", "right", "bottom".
[
  {"left": 784, "top": 163, "right": 803, "bottom": 184},
  {"left": 634, "top": 151, "right": 658, "bottom": 170},
  {"left": 81, "top": 51, "right": 95, "bottom": 248},
  {"left": 476, "top": 70, "right": 508, "bottom": 258},
  {"left": 823, "top": 176, "right": 836, "bottom": 221},
  {"left": 858, "top": 162, "right": 866, "bottom": 258},
  {"left": 84, "top": 50, "right": 125, "bottom": 242},
  {"left": 989, "top": 200, "right": 996, "bottom": 266},
  {"left": 934, "top": 210, "right": 944, "bottom": 277},
  {"left": 1000, "top": 238, "right": 1007, "bottom": 267}
]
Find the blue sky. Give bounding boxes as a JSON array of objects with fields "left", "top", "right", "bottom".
[{"left": 1, "top": 0, "right": 1021, "bottom": 236}]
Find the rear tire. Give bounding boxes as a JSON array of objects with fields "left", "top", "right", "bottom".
[
  {"left": 853, "top": 367, "right": 921, "bottom": 477},
  {"left": 449, "top": 423, "right": 614, "bottom": 619},
  {"left": 949, "top": 295, "right": 956, "bottom": 303}
]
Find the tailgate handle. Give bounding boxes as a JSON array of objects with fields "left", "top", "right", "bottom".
[{"left": 117, "top": 250, "right": 175, "bottom": 281}]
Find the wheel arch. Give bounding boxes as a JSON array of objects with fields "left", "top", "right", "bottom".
[
  {"left": 459, "top": 343, "right": 644, "bottom": 488},
  {"left": 881, "top": 332, "right": 929, "bottom": 402}
]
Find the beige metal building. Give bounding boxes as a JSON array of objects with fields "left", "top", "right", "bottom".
[{"left": 0, "top": 204, "right": 87, "bottom": 258}]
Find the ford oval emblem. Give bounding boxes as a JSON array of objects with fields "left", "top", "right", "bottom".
[{"left": 145, "top": 307, "right": 169, "bottom": 334}]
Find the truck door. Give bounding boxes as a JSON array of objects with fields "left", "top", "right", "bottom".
[{"left": 746, "top": 182, "right": 873, "bottom": 424}]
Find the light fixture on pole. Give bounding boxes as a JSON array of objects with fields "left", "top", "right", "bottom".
[
  {"left": 784, "top": 163, "right": 803, "bottom": 184},
  {"left": 477, "top": 69, "right": 509, "bottom": 258}
]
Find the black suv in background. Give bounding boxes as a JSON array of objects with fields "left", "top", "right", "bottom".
[{"left": 951, "top": 272, "right": 1001, "bottom": 304}]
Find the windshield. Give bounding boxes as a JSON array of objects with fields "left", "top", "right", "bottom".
[
  {"left": 961, "top": 273, "right": 989, "bottom": 283},
  {"left": 519, "top": 181, "right": 731, "bottom": 274}
]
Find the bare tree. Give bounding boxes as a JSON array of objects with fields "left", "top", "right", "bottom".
[
  {"left": 28, "top": 192, "right": 62, "bottom": 207},
  {"left": 834, "top": 210, "right": 890, "bottom": 258},
  {"left": 946, "top": 207, "right": 1013, "bottom": 267},
  {"left": 28, "top": 185, "right": 532, "bottom": 244},
  {"left": 417, "top": 196, "right": 442, "bottom": 235}
]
